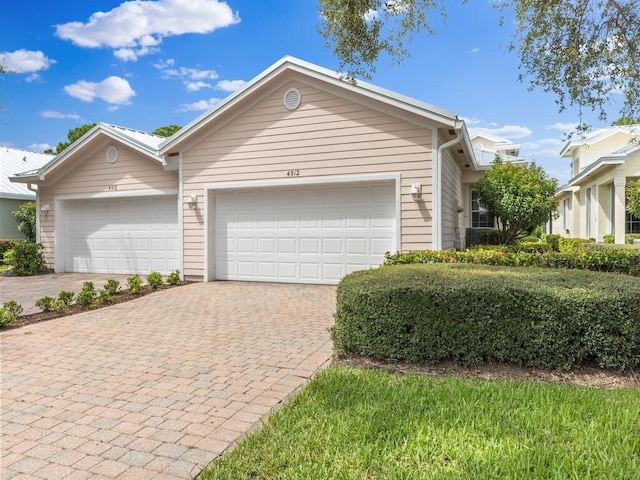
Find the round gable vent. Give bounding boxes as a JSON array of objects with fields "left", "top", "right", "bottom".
[
  {"left": 283, "top": 88, "right": 301, "bottom": 110},
  {"left": 106, "top": 145, "right": 119, "bottom": 164}
]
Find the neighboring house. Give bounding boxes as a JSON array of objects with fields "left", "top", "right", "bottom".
[
  {"left": 0, "top": 147, "right": 53, "bottom": 240},
  {"left": 12, "top": 56, "right": 491, "bottom": 284},
  {"left": 553, "top": 125, "right": 640, "bottom": 244}
]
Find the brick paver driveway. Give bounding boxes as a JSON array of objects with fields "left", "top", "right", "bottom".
[{"left": 0, "top": 281, "right": 336, "bottom": 479}]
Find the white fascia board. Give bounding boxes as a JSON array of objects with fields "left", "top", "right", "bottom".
[{"left": 568, "top": 157, "right": 625, "bottom": 186}]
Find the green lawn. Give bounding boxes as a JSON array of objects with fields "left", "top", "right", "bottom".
[{"left": 199, "top": 366, "right": 639, "bottom": 480}]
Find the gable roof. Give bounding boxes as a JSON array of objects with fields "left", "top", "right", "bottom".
[
  {"left": 1, "top": 147, "right": 53, "bottom": 199},
  {"left": 159, "top": 56, "right": 472, "bottom": 157},
  {"left": 11, "top": 123, "right": 165, "bottom": 184},
  {"left": 559, "top": 124, "right": 640, "bottom": 158}
]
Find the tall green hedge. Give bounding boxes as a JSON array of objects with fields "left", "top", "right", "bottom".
[{"left": 333, "top": 264, "right": 640, "bottom": 370}]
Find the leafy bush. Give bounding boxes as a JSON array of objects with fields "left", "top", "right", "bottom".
[
  {"left": 35, "top": 296, "right": 55, "bottom": 312},
  {"left": 127, "top": 274, "right": 143, "bottom": 295},
  {"left": 11, "top": 202, "right": 36, "bottom": 242},
  {"left": 0, "top": 240, "right": 16, "bottom": 263},
  {"left": 100, "top": 279, "right": 121, "bottom": 304},
  {"left": 627, "top": 234, "right": 640, "bottom": 244},
  {"left": 146, "top": 271, "right": 163, "bottom": 289},
  {"left": 333, "top": 264, "right": 640, "bottom": 370},
  {"left": 1, "top": 300, "right": 23, "bottom": 326},
  {"left": 76, "top": 281, "right": 98, "bottom": 309},
  {"left": 53, "top": 291, "right": 75, "bottom": 312},
  {"left": 3, "top": 242, "right": 45, "bottom": 275},
  {"left": 167, "top": 270, "right": 181, "bottom": 285},
  {"left": 543, "top": 234, "right": 561, "bottom": 252},
  {"left": 604, "top": 234, "right": 615, "bottom": 244}
]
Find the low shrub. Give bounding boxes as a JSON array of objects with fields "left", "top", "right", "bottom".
[
  {"left": 3, "top": 242, "right": 45, "bottom": 275},
  {"left": 127, "top": 274, "right": 143, "bottom": 295},
  {"left": 1, "top": 301, "right": 23, "bottom": 327},
  {"left": 167, "top": 270, "right": 181, "bottom": 285},
  {"left": 100, "top": 279, "right": 121, "bottom": 304},
  {"left": 35, "top": 296, "right": 55, "bottom": 311},
  {"left": 53, "top": 291, "right": 75, "bottom": 312},
  {"left": 146, "top": 271, "right": 163, "bottom": 289},
  {"left": 543, "top": 234, "right": 562, "bottom": 252},
  {"left": 627, "top": 234, "right": 640, "bottom": 244},
  {"left": 604, "top": 234, "right": 615, "bottom": 244},
  {"left": 0, "top": 240, "right": 16, "bottom": 263},
  {"left": 333, "top": 264, "right": 640, "bottom": 370},
  {"left": 76, "top": 281, "right": 98, "bottom": 309}
]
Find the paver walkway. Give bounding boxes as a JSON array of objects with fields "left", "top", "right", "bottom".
[{"left": 0, "top": 281, "right": 336, "bottom": 479}]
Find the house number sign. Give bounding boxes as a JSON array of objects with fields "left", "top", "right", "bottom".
[
  {"left": 108, "top": 185, "right": 118, "bottom": 191},
  {"left": 286, "top": 169, "right": 300, "bottom": 177}
]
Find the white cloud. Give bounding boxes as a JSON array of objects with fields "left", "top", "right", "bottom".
[
  {"left": 545, "top": 122, "right": 579, "bottom": 134},
  {"left": 471, "top": 47, "right": 480, "bottom": 54},
  {"left": 186, "top": 81, "right": 212, "bottom": 92},
  {"left": 215, "top": 79, "right": 247, "bottom": 92},
  {"left": 28, "top": 143, "right": 53, "bottom": 153},
  {"left": 64, "top": 76, "right": 136, "bottom": 105},
  {"left": 461, "top": 116, "right": 481, "bottom": 125},
  {"left": 154, "top": 59, "right": 221, "bottom": 91},
  {"left": 521, "top": 138, "right": 566, "bottom": 159},
  {"left": 364, "top": 9, "right": 379, "bottom": 21},
  {"left": 41, "top": 111, "right": 82, "bottom": 120},
  {"left": 178, "top": 97, "right": 222, "bottom": 112},
  {"left": 55, "top": 0, "right": 240, "bottom": 61},
  {"left": 474, "top": 124, "right": 533, "bottom": 139},
  {"left": 2, "top": 49, "right": 55, "bottom": 73}
]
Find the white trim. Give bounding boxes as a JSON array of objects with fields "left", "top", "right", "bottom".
[
  {"left": 53, "top": 189, "right": 178, "bottom": 201},
  {"left": 204, "top": 173, "right": 401, "bottom": 282},
  {"left": 177, "top": 153, "right": 185, "bottom": 279}
]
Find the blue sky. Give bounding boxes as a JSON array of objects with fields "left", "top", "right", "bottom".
[{"left": 0, "top": 1, "right": 624, "bottom": 185}]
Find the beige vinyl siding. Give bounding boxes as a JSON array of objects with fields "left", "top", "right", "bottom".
[
  {"left": 441, "top": 151, "right": 463, "bottom": 250},
  {"left": 181, "top": 82, "right": 435, "bottom": 279},
  {"left": 38, "top": 145, "right": 178, "bottom": 269}
]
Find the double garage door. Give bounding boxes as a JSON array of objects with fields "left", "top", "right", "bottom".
[
  {"left": 214, "top": 182, "right": 396, "bottom": 284},
  {"left": 64, "top": 196, "right": 179, "bottom": 275}
]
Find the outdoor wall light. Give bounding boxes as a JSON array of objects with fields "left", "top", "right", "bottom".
[
  {"left": 40, "top": 204, "right": 50, "bottom": 216},
  {"left": 411, "top": 183, "right": 422, "bottom": 201},
  {"left": 188, "top": 194, "right": 198, "bottom": 208}
]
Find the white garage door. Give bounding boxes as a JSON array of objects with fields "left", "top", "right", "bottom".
[
  {"left": 64, "top": 196, "right": 179, "bottom": 274},
  {"left": 214, "top": 182, "right": 396, "bottom": 284}
]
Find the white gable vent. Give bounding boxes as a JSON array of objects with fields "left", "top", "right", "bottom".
[
  {"left": 106, "top": 145, "right": 119, "bottom": 164},
  {"left": 283, "top": 88, "right": 301, "bottom": 110}
]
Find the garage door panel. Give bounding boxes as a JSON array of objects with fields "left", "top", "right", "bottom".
[
  {"left": 64, "top": 196, "right": 178, "bottom": 275},
  {"left": 214, "top": 182, "right": 395, "bottom": 284}
]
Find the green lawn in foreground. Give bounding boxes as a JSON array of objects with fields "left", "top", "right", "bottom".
[{"left": 199, "top": 366, "right": 639, "bottom": 480}]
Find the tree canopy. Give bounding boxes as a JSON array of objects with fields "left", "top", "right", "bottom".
[
  {"left": 12, "top": 202, "right": 37, "bottom": 242},
  {"left": 44, "top": 123, "right": 96, "bottom": 155},
  {"left": 152, "top": 124, "right": 181, "bottom": 137},
  {"left": 318, "top": 0, "right": 640, "bottom": 123},
  {"left": 475, "top": 158, "right": 558, "bottom": 245},
  {"left": 627, "top": 180, "right": 640, "bottom": 219}
]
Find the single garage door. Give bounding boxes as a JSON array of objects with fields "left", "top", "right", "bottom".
[
  {"left": 214, "top": 182, "right": 396, "bottom": 284},
  {"left": 64, "top": 196, "right": 179, "bottom": 274}
]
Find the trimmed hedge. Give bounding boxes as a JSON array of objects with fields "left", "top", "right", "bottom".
[{"left": 333, "top": 264, "right": 640, "bottom": 370}]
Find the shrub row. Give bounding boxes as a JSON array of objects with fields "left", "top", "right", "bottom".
[
  {"left": 384, "top": 244, "right": 640, "bottom": 276},
  {"left": 3, "top": 242, "right": 46, "bottom": 275},
  {"left": 333, "top": 264, "right": 640, "bottom": 370}
]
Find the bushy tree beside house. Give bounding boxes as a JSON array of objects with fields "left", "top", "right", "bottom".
[
  {"left": 11, "top": 202, "right": 36, "bottom": 242},
  {"left": 627, "top": 180, "right": 640, "bottom": 219},
  {"left": 476, "top": 158, "right": 558, "bottom": 245}
]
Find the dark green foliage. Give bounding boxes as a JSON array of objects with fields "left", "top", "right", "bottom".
[
  {"left": 3, "top": 301, "right": 23, "bottom": 317},
  {"left": 152, "top": 125, "right": 181, "bottom": 137},
  {"left": 0, "top": 240, "right": 16, "bottom": 262},
  {"left": 76, "top": 281, "right": 98, "bottom": 309},
  {"left": 35, "top": 296, "right": 55, "bottom": 311},
  {"left": 44, "top": 123, "right": 96, "bottom": 155},
  {"left": 146, "top": 271, "right": 163, "bottom": 289},
  {"left": 127, "top": 274, "right": 143, "bottom": 294},
  {"left": 4, "top": 242, "right": 46, "bottom": 275},
  {"left": 333, "top": 264, "right": 640, "bottom": 370},
  {"left": 11, "top": 202, "right": 36, "bottom": 242},
  {"left": 51, "top": 291, "right": 74, "bottom": 312}
]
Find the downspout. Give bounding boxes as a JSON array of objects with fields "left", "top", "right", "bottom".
[
  {"left": 27, "top": 184, "right": 40, "bottom": 243},
  {"left": 434, "top": 120, "right": 464, "bottom": 251}
]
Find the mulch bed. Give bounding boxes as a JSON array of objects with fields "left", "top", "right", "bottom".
[
  {"left": 334, "top": 355, "right": 640, "bottom": 389},
  {"left": 2, "top": 282, "right": 190, "bottom": 331}
]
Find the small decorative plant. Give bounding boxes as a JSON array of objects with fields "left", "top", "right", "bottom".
[
  {"left": 167, "top": 270, "right": 181, "bottom": 285},
  {"left": 146, "top": 271, "right": 163, "bottom": 290},
  {"left": 76, "top": 281, "right": 98, "bottom": 309},
  {"left": 35, "top": 296, "right": 55, "bottom": 311},
  {"left": 100, "top": 279, "right": 121, "bottom": 304},
  {"left": 127, "top": 274, "right": 143, "bottom": 295},
  {"left": 54, "top": 291, "right": 75, "bottom": 312},
  {"left": 0, "top": 300, "right": 23, "bottom": 326}
]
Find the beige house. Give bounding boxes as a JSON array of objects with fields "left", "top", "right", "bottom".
[
  {"left": 553, "top": 125, "right": 640, "bottom": 244},
  {"left": 12, "top": 57, "right": 489, "bottom": 283}
]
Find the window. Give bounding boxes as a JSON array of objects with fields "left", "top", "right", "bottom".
[
  {"left": 627, "top": 212, "right": 640, "bottom": 234},
  {"left": 471, "top": 190, "right": 494, "bottom": 228},
  {"left": 585, "top": 188, "right": 592, "bottom": 238},
  {"left": 563, "top": 198, "right": 570, "bottom": 231}
]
